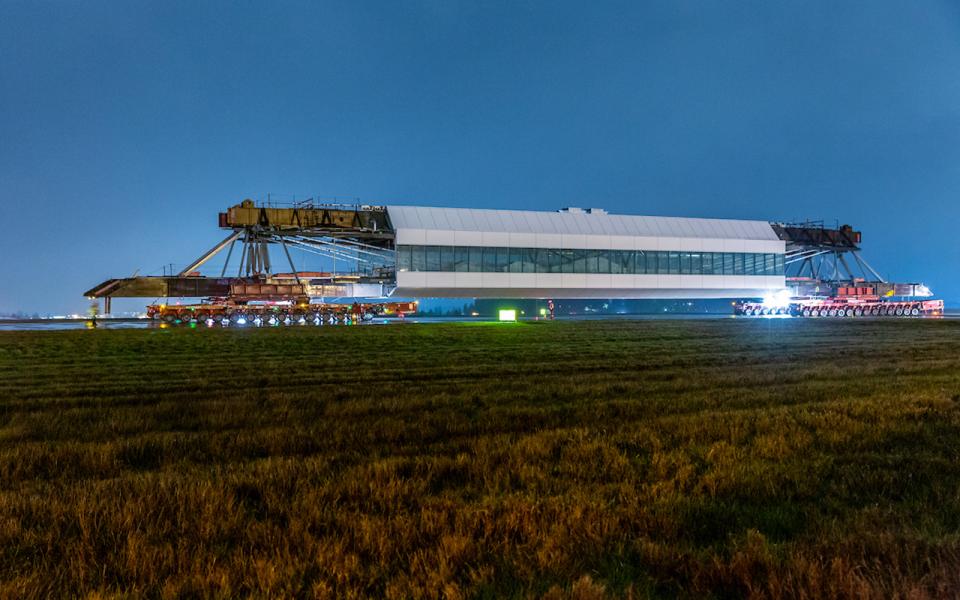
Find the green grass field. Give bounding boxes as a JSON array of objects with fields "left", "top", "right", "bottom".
[{"left": 1, "top": 319, "right": 959, "bottom": 598}]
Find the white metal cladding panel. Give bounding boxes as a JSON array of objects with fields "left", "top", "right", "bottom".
[
  {"left": 395, "top": 228, "right": 427, "bottom": 245},
  {"left": 536, "top": 233, "right": 563, "bottom": 248},
  {"left": 455, "top": 272, "right": 483, "bottom": 288},
  {"left": 609, "top": 235, "right": 635, "bottom": 250},
  {"left": 387, "top": 206, "right": 779, "bottom": 240},
  {"left": 562, "top": 273, "right": 588, "bottom": 288},
  {"left": 508, "top": 232, "right": 538, "bottom": 247},
  {"left": 482, "top": 273, "right": 510, "bottom": 288},
  {"left": 508, "top": 273, "right": 536, "bottom": 288},
  {"left": 481, "top": 231, "right": 510, "bottom": 247},
  {"left": 401, "top": 273, "right": 786, "bottom": 291},
  {"left": 454, "top": 230, "right": 483, "bottom": 246},
  {"left": 395, "top": 232, "right": 783, "bottom": 254},
  {"left": 424, "top": 230, "right": 456, "bottom": 245},
  {"left": 396, "top": 271, "right": 427, "bottom": 287},
  {"left": 658, "top": 274, "right": 682, "bottom": 288},
  {"left": 536, "top": 273, "right": 563, "bottom": 288},
  {"left": 585, "top": 274, "right": 613, "bottom": 288},
  {"left": 426, "top": 272, "right": 457, "bottom": 288}
]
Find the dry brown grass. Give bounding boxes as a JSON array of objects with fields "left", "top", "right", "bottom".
[{"left": 1, "top": 319, "right": 959, "bottom": 598}]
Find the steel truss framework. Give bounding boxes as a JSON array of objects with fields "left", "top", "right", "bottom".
[
  {"left": 179, "top": 228, "right": 397, "bottom": 282},
  {"left": 773, "top": 222, "right": 885, "bottom": 284}
]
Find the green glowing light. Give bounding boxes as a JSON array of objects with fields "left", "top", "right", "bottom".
[{"left": 498, "top": 309, "right": 517, "bottom": 322}]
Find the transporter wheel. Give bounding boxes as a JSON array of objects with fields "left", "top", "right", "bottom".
[
  {"left": 870, "top": 308, "right": 879, "bottom": 316},
  {"left": 194, "top": 311, "right": 208, "bottom": 322},
  {"left": 895, "top": 307, "right": 904, "bottom": 316},
  {"left": 802, "top": 309, "right": 811, "bottom": 318},
  {"left": 230, "top": 312, "right": 247, "bottom": 324},
  {"left": 162, "top": 312, "right": 178, "bottom": 324},
  {"left": 836, "top": 309, "right": 846, "bottom": 317},
  {"left": 854, "top": 308, "right": 863, "bottom": 317},
  {"left": 911, "top": 308, "right": 920, "bottom": 316}
]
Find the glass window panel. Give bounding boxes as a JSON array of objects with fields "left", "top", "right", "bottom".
[
  {"left": 643, "top": 251, "right": 654, "bottom": 274},
  {"left": 439, "top": 246, "right": 455, "bottom": 271},
  {"left": 734, "top": 253, "right": 745, "bottom": 275},
  {"left": 610, "top": 250, "right": 622, "bottom": 274},
  {"left": 598, "top": 250, "right": 612, "bottom": 274},
  {"left": 482, "top": 247, "right": 497, "bottom": 272},
  {"left": 581, "top": 250, "right": 593, "bottom": 273},
  {"left": 425, "top": 246, "right": 441, "bottom": 271},
  {"left": 618, "top": 251, "right": 627, "bottom": 274},
  {"left": 454, "top": 247, "right": 469, "bottom": 272},
  {"left": 411, "top": 245, "right": 425, "bottom": 272},
  {"left": 468, "top": 247, "right": 482, "bottom": 272},
  {"left": 536, "top": 248, "right": 550, "bottom": 273},
  {"left": 522, "top": 248, "right": 536, "bottom": 273},
  {"left": 560, "top": 249, "right": 575, "bottom": 273},
  {"left": 496, "top": 247, "right": 510, "bottom": 272},
  {"left": 572, "top": 249, "right": 588, "bottom": 273},
  {"left": 775, "top": 253, "right": 784, "bottom": 275},
  {"left": 765, "top": 253, "right": 775, "bottom": 275},
  {"left": 623, "top": 250, "right": 636, "bottom": 274},
  {"left": 655, "top": 251, "right": 667, "bottom": 274},
  {"left": 712, "top": 252, "right": 723, "bottom": 275},
  {"left": 722, "top": 253, "right": 733, "bottom": 275},
  {"left": 397, "top": 245, "right": 412, "bottom": 272},
  {"left": 549, "top": 249, "right": 563, "bottom": 273},
  {"left": 509, "top": 248, "right": 523, "bottom": 273},
  {"left": 701, "top": 252, "right": 713, "bottom": 275},
  {"left": 680, "top": 252, "right": 691, "bottom": 275},
  {"left": 691, "top": 253, "right": 702, "bottom": 274},
  {"left": 580, "top": 249, "right": 594, "bottom": 273},
  {"left": 668, "top": 251, "right": 680, "bottom": 274}
]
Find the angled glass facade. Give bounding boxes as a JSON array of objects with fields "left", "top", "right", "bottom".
[{"left": 397, "top": 246, "right": 784, "bottom": 276}]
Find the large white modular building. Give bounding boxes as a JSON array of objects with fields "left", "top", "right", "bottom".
[{"left": 387, "top": 206, "right": 786, "bottom": 299}]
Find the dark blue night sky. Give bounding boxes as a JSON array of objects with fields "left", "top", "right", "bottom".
[{"left": 2, "top": 1, "right": 959, "bottom": 314}]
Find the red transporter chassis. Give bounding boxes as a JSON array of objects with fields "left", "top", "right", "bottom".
[
  {"left": 147, "top": 300, "right": 418, "bottom": 325},
  {"left": 735, "top": 297, "right": 944, "bottom": 318}
]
